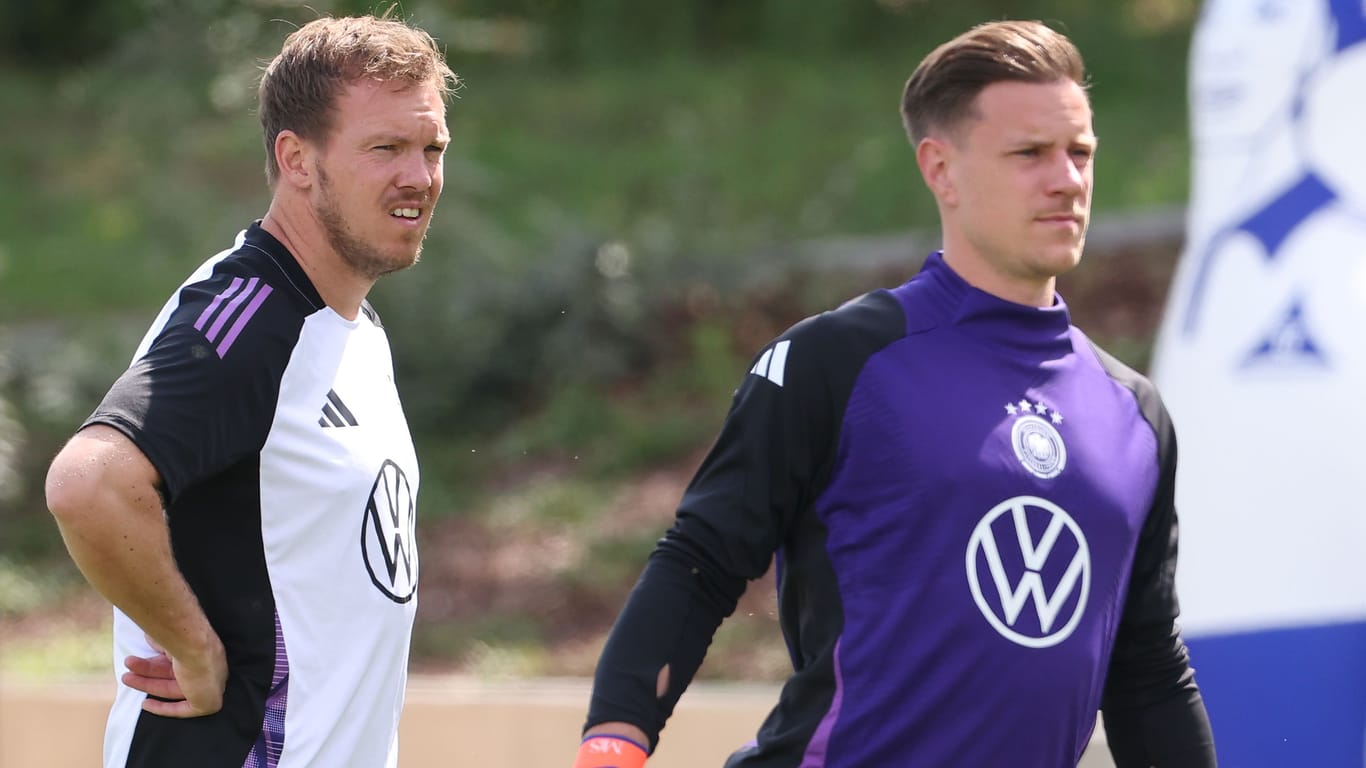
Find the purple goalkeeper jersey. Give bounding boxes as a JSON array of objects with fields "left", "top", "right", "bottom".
[
  {"left": 586, "top": 252, "right": 1202, "bottom": 767},
  {"left": 762, "top": 252, "right": 1156, "bottom": 766}
]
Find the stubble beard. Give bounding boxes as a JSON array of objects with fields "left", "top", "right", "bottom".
[
  {"left": 1035, "top": 208, "right": 1089, "bottom": 275},
  {"left": 316, "top": 166, "right": 424, "bottom": 281}
]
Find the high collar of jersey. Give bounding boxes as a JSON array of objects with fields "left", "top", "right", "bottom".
[
  {"left": 905, "top": 251, "right": 1075, "bottom": 356},
  {"left": 244, "top": 220, "right": 326, "bottom": 312}
]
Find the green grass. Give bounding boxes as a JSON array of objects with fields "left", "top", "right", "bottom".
[
  {"left": 0, "top": 558, "right": 110, "bottom": 680},
  {"left": 0, "top": 557, "right": 73, "bottom": 617},
  {"left": 484, "top": 473, "right": 615, "bottom": 529},
  {"left": 0, "top": 623, "right": 113, "bottom": 680},
  {"left": 411, "top": 614, "right": 548, "bottom": 676}
]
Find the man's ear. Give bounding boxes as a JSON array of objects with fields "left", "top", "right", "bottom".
[
  {"left": 275, "top": 130, "right": 315, "bottom": 190},
  {"left": 916, "top": 136, "right": 957, "bottom": 207}
]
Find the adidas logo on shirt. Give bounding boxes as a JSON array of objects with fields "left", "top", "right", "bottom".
[
  {"left": 749, "top": 340, "right": 791, "bottom": 387},
  {"left": 319, "top": 389, "right": 359, "bottom": 428}
]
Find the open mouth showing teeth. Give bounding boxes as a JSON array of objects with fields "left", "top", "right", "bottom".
[{"left": 391, "top": 208, "right": 420, "bottom": 219}]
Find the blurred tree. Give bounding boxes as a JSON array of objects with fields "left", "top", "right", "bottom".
[
  {"left": 0, "top": 0, "right": 149, "bottom": 68},
  {"left": 0, "top": 0, "right": 1199, "bottom": 73}
]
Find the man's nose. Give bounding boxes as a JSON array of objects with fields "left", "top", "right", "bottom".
[
  {"left": 397, "top": 150, "right": 435, "bottom": 191},
  {"left": 1049, "top": 151, "right": 1086, "bottom": 196}
]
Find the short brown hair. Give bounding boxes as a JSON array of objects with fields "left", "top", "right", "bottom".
[
  {"left": 258, "top": 11, "right": 460, "bottom": 185},
  {"left": 900, "top": 20, "right": 1086, "bottom": 144}
]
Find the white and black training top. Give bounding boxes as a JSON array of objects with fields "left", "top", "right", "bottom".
[{"left": 87, "top": 222, "right": 420, "bottom": 768}]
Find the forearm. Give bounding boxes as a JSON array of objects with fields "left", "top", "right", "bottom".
[
  {"left": 584, "top": 544, "right": 744, "bottom": 749},
  {"left": 1102, "top": 686, "right": 1215, "bottom": 768},
  {"left": 1102, "top": 620, "right": 1216, "bottom": 767},
  {"left": 46, "top": 427, "right": 221, "bottom": 666},
  {"left": 583, "top": 663, "right": 668, "bottom": 747}
]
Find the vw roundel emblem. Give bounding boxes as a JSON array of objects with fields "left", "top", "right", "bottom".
[
  {"left": 1012, "top": 415, "right": 1066, "bottom": 479},
  {"left": 966, "top": 495, "right": 1090, "bottom": 649},
  {"left": 362, "top": 459, "right": 419, "bottom": 603}
]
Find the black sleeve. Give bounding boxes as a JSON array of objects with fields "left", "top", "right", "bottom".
[
  {"left": 584, "top": 293, "right": 902, "bottom": 750},
  {"left": 85, "top": 270, "right": 302, "bottom": 505},
  {"left": 1095, "top": 347, "right": 1217, "bottom": 767},
  {"left": 583, "top": 330, "right": 835, "bottom": 750}
]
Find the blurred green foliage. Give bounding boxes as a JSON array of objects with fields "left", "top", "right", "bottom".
[{"left": 0, "top": 0, "right": 1198, "bottom": 568}]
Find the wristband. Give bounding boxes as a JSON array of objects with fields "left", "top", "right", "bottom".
[{"left": 572, "top": 734, "right": 648, "bottom": 768}]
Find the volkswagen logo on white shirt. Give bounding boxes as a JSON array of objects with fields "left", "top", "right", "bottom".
[
  {"left": 362, "top": 459, "right": 418, "bottom": 603},
  {"left": 966, "top": 495, "right": 1090, "bottom": 649}
]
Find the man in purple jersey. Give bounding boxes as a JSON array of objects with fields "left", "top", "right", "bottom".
[
  {"left": 46, "top": 10, "right": 455, "bottom": 767},
  {"left": 571, "top": 20, "right": 1217, "bottom": 768}
]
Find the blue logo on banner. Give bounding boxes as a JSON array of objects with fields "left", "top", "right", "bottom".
[{"left": 1240, "top": 297, "right": 1327, "bottom": 369}]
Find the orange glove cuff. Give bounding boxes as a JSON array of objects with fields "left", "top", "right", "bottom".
[{"left": 572, "top": 734, "right": 648, "bottom": 768}]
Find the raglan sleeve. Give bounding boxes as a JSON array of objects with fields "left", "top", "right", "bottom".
[
  {"left": 583, "top": 316, "right": 843, "bottom": 750},
  {"left": 85, "top": 271, "right": 301, "bottom": 506},
  {"left": 1101, "top": 387, "right": 1217, "bottom": 767}
]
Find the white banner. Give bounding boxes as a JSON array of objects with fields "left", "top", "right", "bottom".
[{"left": 1151, "top": 1, "right": 1366, "bottom": 764}]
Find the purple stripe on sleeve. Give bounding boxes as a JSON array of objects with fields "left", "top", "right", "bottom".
[
  {"left": 243, "top": 612, "right": 290, "bottom": 768},
  {"left": 194, "top": 277, "right": 244, "bottom": 331},
  {"left": 216, "top": 284, "right": 273, "bottom": 358},
  {"left": 205, "top": 277, "right": 260, "bottom": 343},
  {"left": 799, "top": 637, "right": 845, "bottom": 768}
]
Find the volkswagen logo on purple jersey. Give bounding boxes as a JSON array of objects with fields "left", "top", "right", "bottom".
[
  {"left": 966, "top": 496, "right": 1090, "bottom": 649},
  {"left": 362, "top": 459, "right": 419, "bottom": 603}
]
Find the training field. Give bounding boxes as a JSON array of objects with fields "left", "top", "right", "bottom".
[{"left": 1, "top": 676, "right": 1116, "bottom": 766}]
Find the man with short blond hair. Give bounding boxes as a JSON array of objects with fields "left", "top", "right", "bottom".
[{"left": 46, "top": 12, "right": 456, "bottom": 767}]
